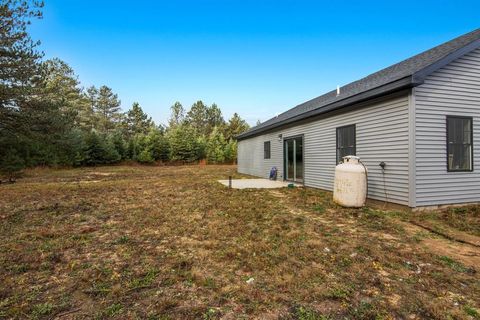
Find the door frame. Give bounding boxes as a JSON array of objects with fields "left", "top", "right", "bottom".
[{"left": 283, "top": 134, "right": 305, "bottom": 185}]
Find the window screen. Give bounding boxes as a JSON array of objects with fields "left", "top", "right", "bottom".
[
  {"left": 447, "top": 116, "right": 473, "bottom": 171},
  {"left": 336, "top": 124, "right": 356, "bottom": 164},
  {"left": 264, "top": 141, "right": 271, "bottom": 159}
]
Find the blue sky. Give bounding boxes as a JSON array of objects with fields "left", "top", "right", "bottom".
[{"left": 31, "top": 0, "right": 479, "bottom": 126}]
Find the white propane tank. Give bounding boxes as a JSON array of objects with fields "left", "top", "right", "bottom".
[{"left": 333, "top": 156, "right": 368, "bottom": 207}]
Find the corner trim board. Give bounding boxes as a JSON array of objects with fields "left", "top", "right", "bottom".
[{"left": 408, "top": 88, "right": 416, "bottom": 208}]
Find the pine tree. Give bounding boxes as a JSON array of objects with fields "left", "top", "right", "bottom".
[
  {"left": 196, "top": 135, "right": 207, "bottom": 160},
  {"left": 224, "top": 139, "right": 238, "bottom": 163},
  {"left": 103, "top": 135, "right": 121, "bottom": 163},
  {"left": 83, "top": 131, "right": 105, "bottom": 166},
  {"left": 130, "top": 128, "right": 168, "bottom": 163},
  {"left": 110, "top": 131, "right": 128, "bottom": 160},
  {"left": 68, "top": 129, "right": 87, "bottom": 166},
  {"left": 224, "top": 113, "right": 250, "bottom": 140},
  {"left": 18, "top": 98, "right": 75, "bottom": 167},
  {"left": 206, "top": 103, "right": 225, "bottom": 136},
  {"left": 127, "top": 139, "right": 136, "bottom": 160},
  {"left": 125, "top": 102, "right": 153, "bottom": 137},
  {"left": 168, "top": 101, "right": 185, "bottom": 128},
  {"left": 85, "top": 86, "right": 99, "bottom": 130},
  {"left": 0, "top": 0, "right": 43, "bottom": 137},
  {"left": 40, "top": 58, "right": 89, "bottom": 127},
  {"left": 131, "top": 133, "right": 148, "bottom": 162},
  {"left": 167, "top": 124, "right": 200, "bottom": 163},
  {"left": 83, "top": 131, "right": 120, "bottom": 165},
  {"left": 185, "top": 100, "right": 209, "bottom": 135},
  {"left": 146, "top": 128, "right": 169, "bottom": 161},
  {"left": 89, "top": 85, "right": 122, "bottom": 133},
  {"left": 137, "top": 149, "right": 154, "bottom": 163},
  {"left": 0, "top": 149, "right": 25, "bottom": 182},
  {"left": 206, "top": 126, "right": 226, "bottom": 163},
  {"left": 0, "top": 0, "right": 44, "bottom": 176}
]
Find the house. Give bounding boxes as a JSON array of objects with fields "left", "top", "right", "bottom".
[{"left": 236, "top": 28, "right": 480, "bottom": 209}]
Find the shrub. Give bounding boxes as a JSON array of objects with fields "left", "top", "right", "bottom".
[{"left": 137, "top": 149, "right": 154, "bottom": 163}]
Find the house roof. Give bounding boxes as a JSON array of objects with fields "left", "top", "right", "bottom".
[{"left": 237, "top": 28, "right": 480, "bottom": 140}]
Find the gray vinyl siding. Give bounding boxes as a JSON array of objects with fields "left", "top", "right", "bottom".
[
  {"left": 238, "top": 133, "right": 282, "bottom": 178},
  {"left": 238, "top": 94, "right": 410, "bottom": 205},
  {"left": 414, "top": 47, "right": 480, "bottom": 206}
]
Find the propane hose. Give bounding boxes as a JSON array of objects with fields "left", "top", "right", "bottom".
[{"left": 358, "top": 160, "right": 368, "bottom": 205}]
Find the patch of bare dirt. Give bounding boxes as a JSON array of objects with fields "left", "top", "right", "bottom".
[
  {"left": 86, "top": 172, "right": 114, "bottom": 176},
  {"left": 411, "top": 220, "right": 480, "bottom": 247},
  {"left": 269, "top": 189, "right": 332, "bottom": 224},
  {"left": 372, "top": 232, "right": 400, "bottom": 241},
  {"left": 421, "top": 238, "right": 480, "bottom": 267},
  {"left": 399, "top": 220, "right": 480, "bottom": 267}
]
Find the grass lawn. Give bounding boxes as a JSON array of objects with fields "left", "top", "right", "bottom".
[{"left": 0, "top": 165, "right": 479, "bottom": 319}]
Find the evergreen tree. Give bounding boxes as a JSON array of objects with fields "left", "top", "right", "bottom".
[
  {"left": 224, "top": 139, "right": 238, "bottom": 163},
  {"left": 40, "top": 58, "right": 89, "bottom": 127},
  {"left": 83, "top": 131, "right": 106, "bottom": 166},
  {"left": 67, "top": 129, "right": 87, "bottom": 166},
  {"left": 85, "top": 86, "right": 99, "bottom": 130},
  {"left": 103, "top": 134, "right": 121, "bottom": 163},
  {"left": 137, "top": 149, "right": 154, "bottom": 163},
  {"left": 196, "top": 135, "right": 207, "bottom": 161},
  {"left": 224, "top": 113, "right": 250, "bottom": 140},
  {"left": 168, "top": 101, "right": 185, "bottom": 128},
  {"left": 146, "top": 128, "right": 169, "bottom": 161},
  {"left": 88, "top": 85, "right": 122, "bottom": 133},
  {"left": 110, "top": 130, "right": 128, "bottom": 160},
  {"left": 83, "top": 131, "right": 120, "bottom": 165},
  {"left": 167, "top": 124, "right": 200, "bottom": 162},
  {"left": 0, "top": 0, "right": 43, "bottom": 137},
  {"left": 18, "top": 97, "right": 75, "bottom": 167},
  {"left": 124, "top": 102, "right": 153, "bottom": 137},
  {"left": 185, "top": 100, "right": 209, "bottom": 135},
  {"left": 0, "top": 149, "right": 25, "bottom": 182},
  {"left": 127, "top": 138, "right": 136, "bottom": 160},
  {"left": 130, "top": 133, "right": 147, "bottom": 162},
  {"left": 129, "top": 128, "right": 168, "bottom": 163},
  {"left": 206, "top": 103, "right": 225, "bottom": 136},
  {"left": 0, "top": 0, "right": 44, "bottom": 176},
  {"left": 206, "top": 126, "right": 226, "bottom": 163}
]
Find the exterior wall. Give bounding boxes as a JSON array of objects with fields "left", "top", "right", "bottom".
[
  {"left": 237, "top": 131, "right": 282, "bottom": 178},
  {"left": 414, "top": 47, "right": 480, "bottom": 206},
  {"left": 238, "top": 94, "right": 411, "bottom": 205}
]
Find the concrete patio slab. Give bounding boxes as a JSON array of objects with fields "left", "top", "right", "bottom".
[{"left": 217, "top": 179, "right": 301, "bottom": 189}]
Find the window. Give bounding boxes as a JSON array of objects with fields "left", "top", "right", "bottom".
[
  {"left": 447, "top": 116, "right": 473, "bottom": 171},
  {"left": 264, "top": 141, "right": 271, "bottom": 159},
  {"left": 336, "top": 124, "right": 356, "bottom": 163}
]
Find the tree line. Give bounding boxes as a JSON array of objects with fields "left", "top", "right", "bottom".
[{"left": 0, "top": 1, "right": 250, "bottom": 181}]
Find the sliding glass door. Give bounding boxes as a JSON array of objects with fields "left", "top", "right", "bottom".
[{"left": 284, "top": 136, "right": 303, "bottom": 183}]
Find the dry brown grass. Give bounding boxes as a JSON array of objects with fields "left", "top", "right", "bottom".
[{"left": 0, "top": 165, "right": 479, "bottom": 319}]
